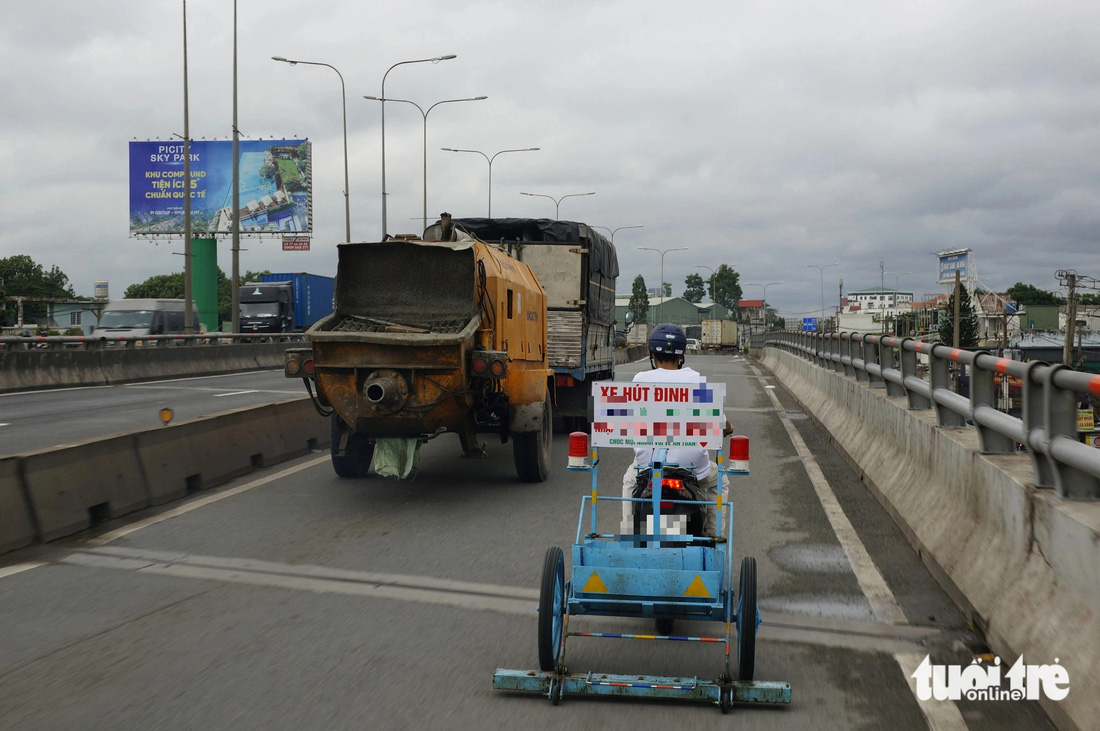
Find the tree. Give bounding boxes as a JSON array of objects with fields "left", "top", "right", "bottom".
[
  {"left": 661, "top": 281, "right": 672, "bottom": 297},
  {"left": 126, "top": 269, "right": 268, "bottom": 325},
  {"left": 712, "top": 264, "right": 742, "bottom": 315},
  {"left": 1005, "top": 282, "right": 1065, "bottom": 306},
  {"left": 628, "top": 275, "right": 650, "bottom": 325},
  {"left": 0, "top": 255, "right": 77, "bottom": 321},
  {"left": 937, "top": 286, "right": 979, "bottom": 346},
  {"left": 682, "top": 273, "right": 705, "bottom": 303}
]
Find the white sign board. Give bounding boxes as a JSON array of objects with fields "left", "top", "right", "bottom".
[{"left": 591, "top": 380, "right": 726, "bottom": 450}]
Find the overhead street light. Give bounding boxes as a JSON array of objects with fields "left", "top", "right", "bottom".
[
  {"left": 744, "top": 281, "right": 784, "bottom": 333},
  {"left": 804, "top": 263, "right": 838, "bottom": 331},
  {"left": 519, "top": 191, "right": 595, "bottom": 220},
  {"left": 640, "top": 246, "right": 688, "bottom": 323},
  {"left": 442, "top": 147, "right": 540, "bottom": 217},
  {"left": 591, "top": 225, "right": 644, "bottom": 245},
  {"left": 694, "top": 265, "right": 717, "bottom": 320},
  {"left": 272, "top": 55, "right": 351, "bottom": 244},
  {"left": 377, "top": 54, "right": 457, "bottom": 238},
  {"left": 364, "top": 94, "right": 486, "bottom": 233}
]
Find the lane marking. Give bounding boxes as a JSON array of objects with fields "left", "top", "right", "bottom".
[
  {"left": 750, "top": 364, "right": 907, "bottom": 624},
  {"left": 214, "top": 390, "right": 259, "bottom": 397},
  {"left": 751, "top": 361, "right": 967, "bottom": 728},
  {"left": 0, "top": 422, "right": 9, "bottom": 427},
  {"left": 87, "top": 454, "right": 329, "bottom": 546},
  {"left": 59, "top": 546, "right": 949, "bottom": 655},
  {"left": 0, "top": 561, "right": 48, "bottom": 579},
  {"left": 895, "top": 651, "right": 969, "bottom": 730}
]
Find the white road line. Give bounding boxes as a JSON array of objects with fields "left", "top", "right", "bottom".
[
  {"left": 750, "top": 364, "right": 907, "bottom": 624},
  {"left": 214, "top": 390, "right": 259, "bottom": 397},
  {"left": 895, "top": 652, "right": 969, "bottom": 730},
  {"left": 0, "top": 422, "right": 9, "bottom": 427},
  {"left": 751, "top": 363, "right": 967, "bottom": 729},
  {"left": 87, "top": 454, "right": 329, "bottom": 546},
  {"left": 0, "top": 561, "right": 48, "bottom": 579}
]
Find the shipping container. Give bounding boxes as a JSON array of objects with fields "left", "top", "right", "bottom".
[{"left": 260, "top": 272, "right": 335, "bottom": 330}]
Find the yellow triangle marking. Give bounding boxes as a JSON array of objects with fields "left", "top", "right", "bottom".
[
  {"left": 683, "top": 575, "right": 711, "bottom": 598},
  {"left": 583, "top": 572, "right": 608, "bottom": 593}
]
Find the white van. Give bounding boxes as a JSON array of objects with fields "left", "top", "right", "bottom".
[{"left": 91, "top": 299, "right": 201, "bottom": 340}]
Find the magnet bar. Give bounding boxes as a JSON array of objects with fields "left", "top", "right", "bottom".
[{"left": 493, "top": 669, "right": 792, "bottom": 705}]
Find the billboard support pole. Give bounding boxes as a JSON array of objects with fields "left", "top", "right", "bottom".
[
  {"left": 231, "top": 0, "right": 240, "bottom": 334},
  {"left": 182, "top": 0, "right": 194, "bottom": 335}
]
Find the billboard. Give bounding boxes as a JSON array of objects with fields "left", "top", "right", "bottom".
[
  {"left": 937, "top": 249, "right": 971, "bottom": 284},
  {"left": 129, "top": 139, "right": 311, "bottom": 235}
]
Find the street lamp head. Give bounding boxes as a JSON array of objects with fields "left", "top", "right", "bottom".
[
  {"left": 363, "top": 95, "right": 381, "bottom": 101},
  {"left": 472, "top": 96, "right": 488, "bottom": 100},
  {"left": 435, "top": 54, "right": 458, "bottom": 61},
  {"left": 272, "top": 56, "right": 297, "bottom": 65}
]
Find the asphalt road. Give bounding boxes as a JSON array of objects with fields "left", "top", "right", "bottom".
[
  {"left": 0, "top": 355, "right": 1053, "bottom": 729},
  {"left": 0, "top": 370, "right": 301, "bottom": 457}
]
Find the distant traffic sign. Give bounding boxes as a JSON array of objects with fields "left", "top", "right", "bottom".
[{"left": 802, "top": 317, "right": 818, "bottom": 332}]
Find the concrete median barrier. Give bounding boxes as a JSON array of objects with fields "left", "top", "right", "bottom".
[
  {"left": 0, "top": 397, "right": 330, "bottom": 553},
  {"left": 21, "top": 433, "right": 149, "bottom": 543},
  {"left": 763, "top": 347, "right": 1100, "bottom": 731},
  {"left": 0, "top": 458, "right": 37, "bottom": 554}
]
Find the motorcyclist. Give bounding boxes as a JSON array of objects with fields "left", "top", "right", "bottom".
[{"left": 620, "top": 323, "right": 733, "bottom": 537}]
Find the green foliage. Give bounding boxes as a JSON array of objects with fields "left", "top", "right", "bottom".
[
  {"left": 0, "top": 254, "right": 77, "bottom": 320},
  {"left": 712, "top": 264, "right": 742, "bottom": 315},
  {"left": 628, "top": 275, "right": 650, "bottom": 324},
  {"left": 938, "top": 285, "right": 980, "bottom": 346},
  {"left": 1005, "top": 282, "right": 1065, "bottom": 306},
  {"left": 125, "top": 269, "right": 269, "bottom": 325},
  {"left": 682, "top": 273, "right": 705, "bottom": 303},
  {"left": 661, "top": 281, "right": 672, "bottom": 297}
]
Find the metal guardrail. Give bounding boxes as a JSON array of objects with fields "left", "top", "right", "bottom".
[
  {"left": 765, "top": 331, "right": 1100, "bottom": 499},
  {"left": 0, "top": 333, "right": 306, "bottom": 351}
]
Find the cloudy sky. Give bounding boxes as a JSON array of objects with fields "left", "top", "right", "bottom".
[{"left": 3, "top": 0, "right": 1099, "bottom": 320}]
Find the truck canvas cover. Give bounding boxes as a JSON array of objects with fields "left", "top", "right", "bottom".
[{"left": 451, "top": 218, "right": 619, "bottom": 326}]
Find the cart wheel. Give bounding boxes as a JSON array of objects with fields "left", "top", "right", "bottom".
[
  {"left": 538, "top": 547, "right": 566, "bottom": 671},
  {"left": 549, "top": 677, "right": 563, "bottom": 706},
  {"left": 655, "top": 617, "right": 674, "bottom": 636},
  {"left": 720, "top": 685, "right": 732, "bottom": 714},
  {"left": 737, "top": 556, "right": 758, "bottom": 681}
]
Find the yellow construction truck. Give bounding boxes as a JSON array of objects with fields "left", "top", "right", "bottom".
[{"left": 285, "top": 216, "right": 553, "bottom": 481}]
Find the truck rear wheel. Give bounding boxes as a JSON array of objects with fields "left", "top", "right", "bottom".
[
  {"left": 513, "top": 392, "right": 552, "bottom": 482},
  {"left": 330, "top": 415, "right": 374, "bottom": 478}
]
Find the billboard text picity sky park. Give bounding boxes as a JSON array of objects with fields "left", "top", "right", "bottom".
[{"left": 128, "top": 139, "right": 311, "bottom": 236}]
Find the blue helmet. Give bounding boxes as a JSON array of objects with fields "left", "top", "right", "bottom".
[{"left": 648, "top": 323, "right": 687, "bottom": 356}]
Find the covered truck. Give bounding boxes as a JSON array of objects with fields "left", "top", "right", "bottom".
[
  {"left": 442, "top": 218, "right": 618, "bottom": 430},
  {"left": 285, "top": 223, "right": 553, "bottom": 482},
  {"left": 701, "top": 319, "right": 739, "bottom": 352}
]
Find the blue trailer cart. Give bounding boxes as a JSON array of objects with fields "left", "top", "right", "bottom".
[{"left": 493, "top": 380, "right": 791, "bottom": 712}]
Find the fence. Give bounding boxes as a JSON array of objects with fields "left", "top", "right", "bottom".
[{"left": 765, "top": 331, "right": 1100, "bottom": 499}]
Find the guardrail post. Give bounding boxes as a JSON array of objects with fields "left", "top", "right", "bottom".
[
  {"left": 929, "top": 348, "right": 967, "bottom": 427},
  {"left": 852, "top": 333, "right": 869, "bottom": 383},
  {"left": 881, "top": 338, "right": 905, "bottom": 398},
  {"left": 830, "top": 333, "right": 844, "bottom": 374},
  {"left": 864, "top": 335, "right": 883, "bottom": 388},
  {"left": 1021, "top": 361, "right": 1055, "bottom": 489},
  {"left": 900, "top": 338, "right": 931, "bottom": 410},
  {"left": 1043, "top": 365, "right": 1096, "bottom": 498},
  {"left": 840, "top": 333, "right": 856, "bottom": 377},
  {"left": 970, "top": 353, "right": 1015, "bottom": 453}
]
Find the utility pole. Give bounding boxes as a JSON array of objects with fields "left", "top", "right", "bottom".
[
  {"left": 953, "top": 270, "right": 960, "bottom": 349},
  {"left": 1060, "top": 270, "right": 1077, "bottom": 367}
]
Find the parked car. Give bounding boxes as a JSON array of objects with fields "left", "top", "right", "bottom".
[{"left": 686, "top": 338, "right": 701, "bottom": 352}]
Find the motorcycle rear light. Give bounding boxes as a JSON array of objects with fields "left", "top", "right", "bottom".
[
  {"left": 660, "top": 501, "right": 674, "bottom": 510},
  {"left": 661, "top": 478, "right": 684, "bottom": 491}
]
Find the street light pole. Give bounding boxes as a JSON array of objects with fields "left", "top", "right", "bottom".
[
  {"left": 364, "top": 95, "right": 486, "bottom": 233},
  {"left": 378, "top": 55, "right": 457, "bottom": 238},
  {"left": 182, "top": 0, "right": 193, "bottom": 335},
  {"left": 640, "top": 246, "right": 688, "bottom": 323},
  {"left": 519, "top": 191, "right": 595, "bottom": 220},
  {"left": 803, "top": 263, "right": 838, "bottom": 332},
  {"left": 272, "top": 55, "right": 351, "bottom": 244},
  {"left": 888, "top": 271, "right": 912, "bottom": 335},
  {"left": 694, "top": 265, "right": 717, "bottom": 320},
  {"left": 442, "top": 147, "right": 540, "bottom": 217},
  {"left": 591, "top": 225, "right": 643, "bottom": 245},
  {"left": 745, "top": 281, "right": 784, "bottom": 332}
]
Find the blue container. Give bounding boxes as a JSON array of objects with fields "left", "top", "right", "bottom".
[{"left": 260, "top": 272, "right": 335, "bottom": 330}]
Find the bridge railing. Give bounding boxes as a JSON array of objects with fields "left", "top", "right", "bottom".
[
  {"left": 0, "top": 333, "right": 306, "bottom": 351},
  {"left": 765, "top": 331, "right": 1100, "bottom": 499}
]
